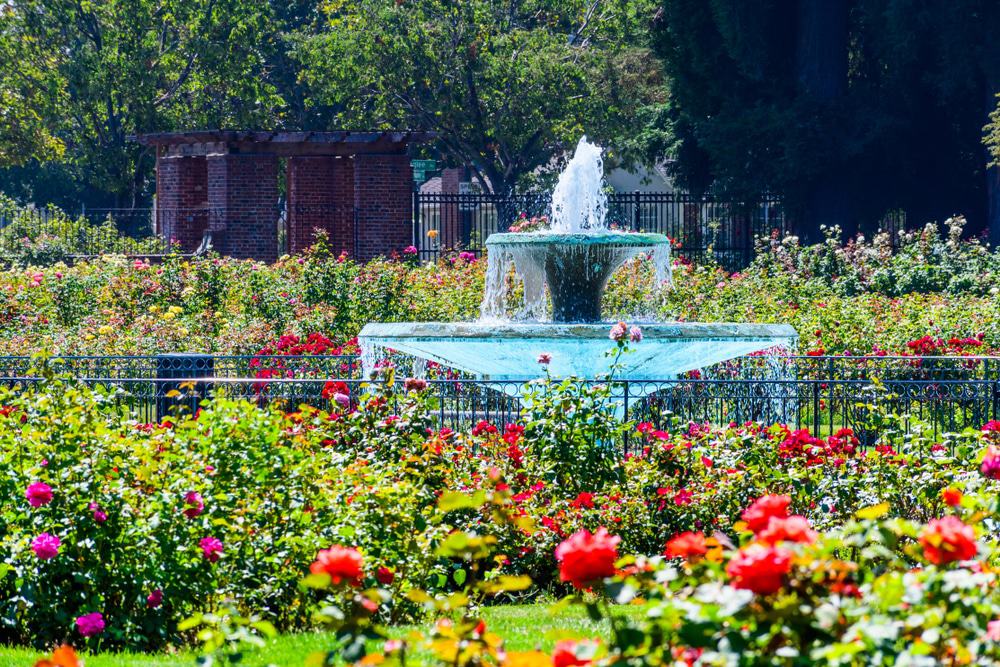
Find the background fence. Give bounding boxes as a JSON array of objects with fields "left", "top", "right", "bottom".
[
  {"left": 413, "top": 192, "right": 788, "bottom": 269},
  {"left": 2, "top": 354, "right": 997, "bottom": 446},
  {"left": 2, "top": 192, "right": 787, "bottom": 269},
  {"left": 0, "top": 207, "right": 169, "bottom": 258}
]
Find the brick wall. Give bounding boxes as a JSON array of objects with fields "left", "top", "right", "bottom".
[
  {"left": 156, "top": 155, "right": 208, "bottom": 252},
  {"left": 207, "top": 154, "right": 279, "bottom": 262},
  {"left": 286, "top": 156, "right": 354, "bottom": 254},
  {"left": 353, "top": 154, "right": 414, "bottom": 261},
  {"left": 154, "top": 148, "right": 414, "bottom": 263}
]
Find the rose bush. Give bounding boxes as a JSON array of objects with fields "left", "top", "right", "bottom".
[
  {"left": 4, "top": 356, "right": 1000, "bottom": 652},
  {"left": 1, "top": 219, "right": 999, "bottom": 357}
]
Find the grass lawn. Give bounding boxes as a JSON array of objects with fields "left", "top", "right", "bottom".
[{"left": 0, "top": 602, "right": 641, "bottom": 666}]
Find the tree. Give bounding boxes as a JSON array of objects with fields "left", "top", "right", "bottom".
[
  {"left": 294, "top": 0, "right": 666, "bottom": 194},
  {"left": 0, "top": 0, "right": 283, "bottom": 207},
  {"left": 649, "top": 0, "right": 1000, "bottom": 240}
]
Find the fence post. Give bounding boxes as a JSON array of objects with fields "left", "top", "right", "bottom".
[
  {"left": 412, "top": 191, "right": 419, "bottom": 250},
  {"left": 633, "top": 191, "right": 641, "bottom": 231},
  {"left": 812, "top": 370, "right": 820, "bottom": 435},
  {"left": 622, "top": 381, "right": 630, "bottom": 456},
  {"left": 156, "top": 353, "right": 214, "bottom": 422}
]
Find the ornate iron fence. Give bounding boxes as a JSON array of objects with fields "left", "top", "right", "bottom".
[
  {"left": 413, "top": 192, "right": 788, "bottom": 270},
  {"left": 1, "top": 355, "right": 997, "bottom": 445}
]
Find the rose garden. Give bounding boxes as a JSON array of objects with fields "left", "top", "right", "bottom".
[
  {"left": 4, "top": 1, "right": 1000, "bottom": 665},
  {"left": 3, "top": 206, "right": 1000, "bottom": 666}
]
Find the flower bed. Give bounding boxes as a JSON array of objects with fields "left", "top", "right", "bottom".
[
  {"left": 0, "top": 224, "right": 999, "bottom": 357},
  {"left": 3, "top": 361, "right": 1000, "bottom": 655}
]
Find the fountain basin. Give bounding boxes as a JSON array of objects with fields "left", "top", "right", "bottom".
[
  {"left": 359, "top": 321, "right": 798, "bottom": 381},
  {"left": 484, "top": 232, "right": 672, "bottom": 323}
]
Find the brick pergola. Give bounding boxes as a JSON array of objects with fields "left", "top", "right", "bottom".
[{"left": 135, "top": 130, "right": 433, "bottom": 262}]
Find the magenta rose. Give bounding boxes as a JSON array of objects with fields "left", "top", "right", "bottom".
[
  {"left": 31, "top": 532, "right": 60, "bottom": 560},
  {"left": 25, "top": 482, "right": 53, "bottom": 508},
  {"left": 146, "top": 589, "right": 163, "bottom": 608},
  {"left": 88, "top": 502, "right": 108, "bottom": 523},
  {"left": 75, "top": 612, "right": 105, "bottom": 637},
  {"left": 199, "top": 536, "right": 223, "bottom": 563},
  {"left": 183, "top": 491, "right": 204, "bottom": 519}
]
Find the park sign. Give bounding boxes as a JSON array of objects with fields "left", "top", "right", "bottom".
[{"left": 411, "top": 159, "right": 437, "bottom": 185}]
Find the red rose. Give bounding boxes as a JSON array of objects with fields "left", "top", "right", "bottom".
[
  {"left": 941, "top": 488, "right": 963, "bottom": 507},
  {"left": 322, "top": 381, "right": 350, "bottom": 400},
  {"left": 725, "top": 544, "right": 793, "bottom": 594},
  {"left": 310, "top": 545, "right": 364, "bottom": 585},
  {"left": 919, "top": 516, "right": 978, "bottom": 565},
  {"left": 741, "top": 494, "right": 791, "bottom": 533},
  {"left": 552, "top": 639, "right": 598, "bottom": 667},
  {"left": 376, "top": 566, "right": 395, "bottom": 585},
  {"left": 664, "top": 531, "right": 708, "bottom": 560},
  {"left": 554, "top": 528, "right": 620, "bottom": 589},
  {"left": 569, "top": 492, "right": 595, "bottom": 509},
  {"left": 756, "top": 516, "right": 817, "bottom": 546}
]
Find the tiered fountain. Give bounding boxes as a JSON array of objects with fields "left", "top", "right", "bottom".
[{"left": 359, "top": 138, "right": 796, "bottom": 383}]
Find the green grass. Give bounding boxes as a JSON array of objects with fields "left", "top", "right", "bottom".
[{"left": 0, "top": 603, "right": 643, "bottom": 666}]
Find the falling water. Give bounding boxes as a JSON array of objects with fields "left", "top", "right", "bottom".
[
  {"left": 550, "top": 137, "right": 609, "bottom": 233},
  {"left": 480, "top": 136, "right": 672, "bottom": 322},
  {"left": 480, "top": 248, "right": 514, "bottom": 320}
]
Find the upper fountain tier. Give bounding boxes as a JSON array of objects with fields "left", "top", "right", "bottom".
[
  {"left": 482, "top": 232, "right": 671, "bottom": 323},
  {"left": 479, "top": 136, "right": 672, "bottom": 324}
]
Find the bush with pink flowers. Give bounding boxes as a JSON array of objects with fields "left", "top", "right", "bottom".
[{"left": 6, "top": 353, "right": 1000, "bottom": 654}]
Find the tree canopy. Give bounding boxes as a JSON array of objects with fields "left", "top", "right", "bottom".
[
  {"left": 0, "top": 0, "right": 664, "bottom": 204},
  {"left": 0, "top": 0, "right": 283, "bottom": 207},
  {"left": 294, "top": 0, "right": 665, "bottom": 194},
  {"left": 649, "top": 0, "right": 1000, "bottom": 238}
]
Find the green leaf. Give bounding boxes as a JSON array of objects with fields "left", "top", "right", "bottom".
[
  {"left": 856, "top": 502, "right": 890, "bottom": 520},
  {"left": 177, "top": 614, "right": 203, "bottom": 632},
  {"left": 438, "top": 490, "right": 486, "bottom": 512}
]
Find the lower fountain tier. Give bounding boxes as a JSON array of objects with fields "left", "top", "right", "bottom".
[{"left": 358, "top": 322, "right": 798, "bottom": 381}]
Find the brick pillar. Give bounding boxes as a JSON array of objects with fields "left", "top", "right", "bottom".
[
  {"left": 353, "top": 154, "right": 414, "bottom": 260},
  {"left": 207, "top": 153, "right": 279, "bottom": 262},
  {"left": 155, "top": 155, "right": 208, "bottom": 252},
  {"left": 286, "top": 156, "right": 354, "bottom": 255}
]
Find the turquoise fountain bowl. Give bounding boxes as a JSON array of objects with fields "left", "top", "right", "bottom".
[{"left": 358, "top": 321, "right": 798, "bottom": 382}]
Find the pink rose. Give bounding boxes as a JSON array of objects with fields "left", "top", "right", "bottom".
[
  {"left": 199, "top": 536, "right": 224, "bottom": 563},
  {"left": 75, "top": 612, "right": 105, "bottom": 637},
  {"left": 25, "top": 482, "right": 53, "bottom": 508},
  {"left": 32, "top": 532, "right": 60, "bottom": 560}
]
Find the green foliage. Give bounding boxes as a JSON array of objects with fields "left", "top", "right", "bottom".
[
  {"left": 3, "top": 357, "right": 999, "bottom": 651},
  {"left": 291, "top": 0, "right": 666, "bottom": 193},
  {"left": 0, "top": 0, "right": 283, "bottom": 206},
  {"left": 649, "top": 0, "right": 1000, "bottom": 233}
]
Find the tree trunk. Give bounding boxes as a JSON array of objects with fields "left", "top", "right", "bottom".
[{"left": 794, "top": 0, "right": 850, "bottom": 242}]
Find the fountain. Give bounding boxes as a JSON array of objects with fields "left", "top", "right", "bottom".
[{"left": 359, "top": 137, "right": 796, "bottom": 384}]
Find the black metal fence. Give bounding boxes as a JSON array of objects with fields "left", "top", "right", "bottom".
[
  {"left": 1, "top": 354, "right": 997, "bottom": 445},
  {"left": 0, "top": 207, "right": 170, "bottom": 258},
  {"left": 414, "top": 192, "right": 788, "bottom": 269}
]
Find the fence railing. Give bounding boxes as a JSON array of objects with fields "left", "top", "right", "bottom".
[
  {"left": 0, "top": 207, "right": 170, "bottom": 258},
  {"left": 413, "top": 192, "right": 788, "bottom": 270},
  {"left": 3, "top": 191, "right": 786, "bottom": 267},
  {"left": 1, "top": 354, "right": 997, "bottom": 445}
]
